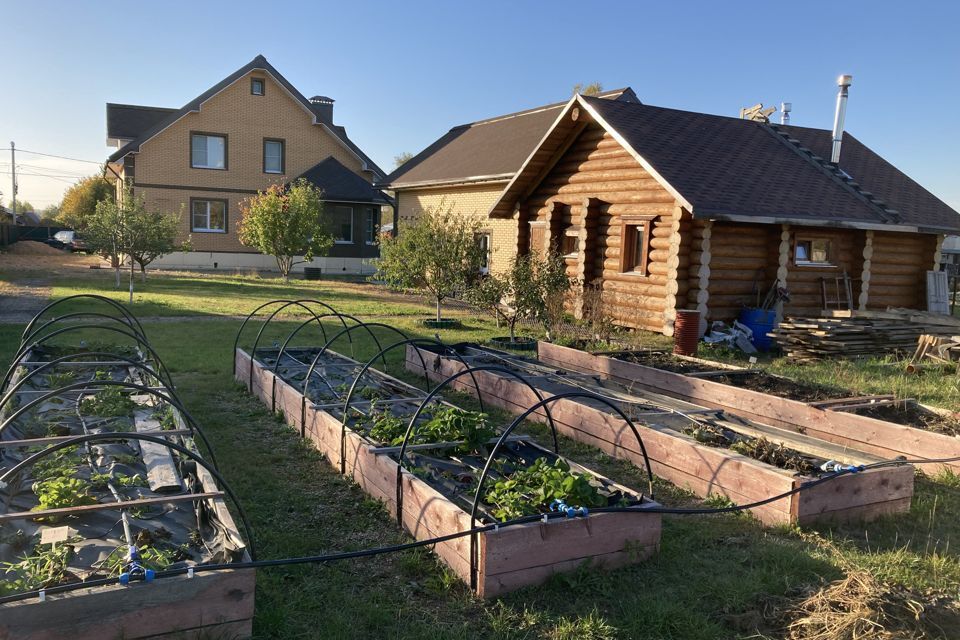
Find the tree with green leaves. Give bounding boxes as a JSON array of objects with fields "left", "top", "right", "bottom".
[
  {"left": 39, "top": 204, "right": 60, "bottom": 224},
  {"left": 58, "top": 175, "right": 114, "bottom": 229},
  {"left": 467, "top": 250, "right": 572, "bottom": 342},
  {"left": 238, "top": 179, "right": 332, "bottom": 281},
  {"left": 572, "top": 82, "right": 604, "bottom": 96},
  {"left": 375, "top": 205, "right": 485, "bottom": 323},
  {"left": 393, "top": 152, "right": 414, "bottom": 168},
  {"left": 86, "top": 189, "right": 183, "bottom": 298}
]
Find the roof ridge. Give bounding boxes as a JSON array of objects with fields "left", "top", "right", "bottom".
[
  {"left": 766, "top": 123, "right": 902, "bottom": 223},
  {"left": 463, "top": 88, "right": 632, "bottom": 128},
  {"left": 106, "top": 103, "right": 177, "bottom": 111}
]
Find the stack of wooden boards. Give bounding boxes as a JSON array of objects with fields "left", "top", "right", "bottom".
[
  {"left": 908, "top": 333, "right": 960, "bottom": 372},
  {"left": 769, "top": 307, "right": 960, "bottom": 360}
]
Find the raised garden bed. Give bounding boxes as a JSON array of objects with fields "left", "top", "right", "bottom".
[
  {"left": 537, "top": 341, "right": 960, "bottom": 475},
  {"left": 406, "top": 343, "right": 915, "bottom": 526},
  {"left": 237, "top": 346, "right": 661, "bottom": 597},
  {"left": 1, "top": 344, "right": 253, "bottom": 639}
]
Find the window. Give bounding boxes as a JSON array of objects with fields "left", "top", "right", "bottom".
[
  {"left": 795, "top": 237, "right": 834, "bottom": 266},
  {"left": 263, "top": 139, "right": 284, "bottom": 174},
  {"left": 251, "top": 77, "right": 265, "bottom": 96},
  {"left": 561, "top": 225, "right": 579, "bottom": 257},
  {"left": 476, "top": 232, "right": 491, "bottom": 274},
  {"left": 620, "top": 218, "right": 652, "bottom": 275},
  {"left": 191, "top": 199, "right": 227, "bottom": 233},
  {"left": 333, "top": 206, "right": 353, "bottom": 243},
  {"left": 191, "top": 133, "right": 226, "bottom": 170},
  {"left": 365, "top": 207, "right": 379, "bottom": 244}
]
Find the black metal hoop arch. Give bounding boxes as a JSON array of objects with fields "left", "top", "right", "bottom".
[
  {"left": 1, "top": 325, "right": 174, "bottom": 395},
  {"left": 233, "top": 299, "right": 346, "bottom": 379},
  {"left": 0, "top": 432, "right": 256, "bottom": 561},
  {"left": 0, "top": 379, "right": 219, "bottom": 471},
  {"left": 270, "top": 313, "right": 378, "bottom": 412},
  {"left": 465, "top": 391, "right": 656, "bottom": 590},
  {"left": 339, "top": 338, "right": 482, "bottom": 475},
  {"left": 0, "top": 351, "right": 176, "bottom": 413},
  {"left": 21, "top": 294, "right": 145, "bottom": 344},
  {"left": 394, "top": 365, "right": 561, "bottom": 528},
  {"left": 298, "top": 322, "right": 402, "bottom": 434},
  {"left": 20, "top": 312, "right": 144, "bottom": 349},
  {"left": 248, "top": 301, "right": 352, "bottom": 390}
]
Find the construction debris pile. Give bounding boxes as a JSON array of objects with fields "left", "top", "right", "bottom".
[{"left": 768, "top": 308, "right": 960, "bottom": 360}]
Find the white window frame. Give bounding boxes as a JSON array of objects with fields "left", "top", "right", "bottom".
[
  {"left": 251, "top": 77, "right": 265, "bottom": 96},
  {"left": 263, "top": 139, "right": 284, "bottom": 174},
  {"left": 334, "top": 205, "right": 354, "bottom": 244},
  {"left": 365, "top": 207, "right": 379, "bottom": 245},
  {"left": 191, "top": 199, "right": 227, "bottom": 233},
  {"left": 477, "top": 232, "right": 492, "bottom": 274},
  {"left": 191, "top": 133, "right": 226, "bottom": 170}
]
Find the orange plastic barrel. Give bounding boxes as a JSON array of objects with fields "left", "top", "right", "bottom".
[{"left": 673, "top": 309, "right": 701, "bottom": 356}]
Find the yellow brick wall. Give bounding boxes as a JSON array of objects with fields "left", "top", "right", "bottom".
[
  {"left": 395, "top": 183, "right": 518, "bottom": 273},
  {"left": 128, "top": 70, "right": 372, "bottom": 252}
]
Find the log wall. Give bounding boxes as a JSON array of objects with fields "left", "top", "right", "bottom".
[
  {"left": 866, "top": 231, "right": 937, "bottom": 310},
  {"left": 523, "top": 123, "right": 682, "bottom": 333}
]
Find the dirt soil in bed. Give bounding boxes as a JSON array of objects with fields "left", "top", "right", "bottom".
[{"left": 615, "top": 351, "right": 960, "bottom": 435}]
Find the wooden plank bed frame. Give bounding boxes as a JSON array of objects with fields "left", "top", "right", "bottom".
[
  {"left": 236, "top": 348, "right": 661, "bottom": 598},
  {"left": 405, "top": 344, "right": 915, "bottom": 527}
]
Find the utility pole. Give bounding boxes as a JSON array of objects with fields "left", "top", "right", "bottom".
[{"left": 9, "top": 141, "right": 16, "bottom": 225}]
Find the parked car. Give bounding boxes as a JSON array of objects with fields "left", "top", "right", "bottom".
[{"left": 48, "top": 230, "right": 87, "bottom": 252}]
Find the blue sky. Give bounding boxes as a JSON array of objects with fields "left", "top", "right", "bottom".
[{"left": 2, "top": 0, "right": 958, "bottom": 211}]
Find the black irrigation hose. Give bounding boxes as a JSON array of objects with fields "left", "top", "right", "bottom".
[
  {"left": 1, "top": 452, "right": 956, "bottom": 605},
  {"left": 395, "top": 364, "right": 561, "bottom": 530},
  {"left": 339, "top": 337, "right": 482, "bottom": 475},
  {"left": 0, "top": 351, "right": 177, "bottom": 413},
  {"left": 20, "top": 312, "right": 145, "bottom": 350},
  {"left": 21, "top": 294, "right": 146, "bottom": 345},
  {"left": 0, "top": 432, "right": 256, "bottom": 563},
  {"left": 1, "top": 325, "right": 175, "bottom": 394},
  {"left": 0, "top": 380, "right": 219, "bottom": 471}
]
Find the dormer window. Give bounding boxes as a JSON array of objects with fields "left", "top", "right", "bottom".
[{"left": 251, "top": 78, "right": 265, "bottom": 96}]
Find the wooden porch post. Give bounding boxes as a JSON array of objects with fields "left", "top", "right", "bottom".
[
  {"left": 661, "top": 205, "right": 684, "bottom": 337},
  {"left": 775, "top": 224, "right": 791, "bottom": 323},
  {"left": 695, "top": 220, "right": 713, "bottom": 336},
  {"left": 858, "top": 230, "right": 874, "bottom": 310}
]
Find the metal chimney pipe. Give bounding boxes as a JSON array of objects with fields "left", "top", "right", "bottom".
[
  {"left": 830, "top": 75, "right": 853, "bottom": 163},
  {"left": 780, "top": 102, "right": 792, "bottom": 125}
]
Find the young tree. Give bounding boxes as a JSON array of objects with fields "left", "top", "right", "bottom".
[
  {"left": 467, "top": 250, "right": 572, "bottom": 342},
  {"left": 376, "top": 205, "right": 484, "bottom": 322},
  {"left": 85, "top": 190, "right": 183, "bottom": 299},
  {"left": 238, "top": 179, "right": 332, "bottom": 281},
  {"left": 39, "top": 204, "right": 60, "bottom": 224},
  {"left": 393, "top": 152, "right": 414, "bottom": 168},
  {"left": 58, "top": 175, "right": 114, "bottom": 229},
  {"left": 572, "top": 82, "right": 604, "bottom": 96}
]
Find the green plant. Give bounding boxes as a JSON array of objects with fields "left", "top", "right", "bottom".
[
  {"left": 484, "top": 457, "right": 605, "bottom": 521},
  {"left": 79, "top": 386, "right": 136, "bottom": 417},
  {"left": 418, "top": 406, "right": 495, "bottom": 453},
  {"left": 0, "top": 542, "right": 74, "bottom": 595},
  {"left": 367, "top": 404, "right": 408, "bottom": 444},
  {"left": 32, "top": 477, "right": 97, "bottom": 512},
  {"left": 90, "top": 472, "right": 146, "bottom": 490},
  {"left": 101, "top": 544, "right": 176, "bottom": 576},
  {"left": 93, "top": 369, "right": 112, "bottom": 381},
  {"left": 155, "top": 406, "right": 178, "bottom": 431},
  {"left": 45, "top": 370, "right": 76, "bottom": 388},
  {"left": 32, "top": 446, "right": 83, "bottom": 482}
]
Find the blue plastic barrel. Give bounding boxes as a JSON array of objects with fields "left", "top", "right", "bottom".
[{"left": 738, "top": 307, "right": 777, "bottom": 350}]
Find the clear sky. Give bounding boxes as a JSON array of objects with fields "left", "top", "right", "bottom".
[{"left": 1, "top": 0, "right": 957, "bottom": 211}]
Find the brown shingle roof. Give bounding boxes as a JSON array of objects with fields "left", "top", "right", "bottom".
[
  {"left": 381, "top": 89, "right": 639, "bottom": 189},
  {"left": 106, "top": 104, "right": 177, "bottom": 142},
  {"left": 582, "top": 96, "right": 959, "bottom": 232}
]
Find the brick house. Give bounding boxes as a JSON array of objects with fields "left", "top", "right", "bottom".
[
  {"left": 105, "top": 55, "right": 389, "bottom": 274},
  {"left": 382, "top": 92, "right": 959, "bottom": 335}
]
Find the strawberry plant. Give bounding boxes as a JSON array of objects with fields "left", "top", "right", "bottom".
[
  {"left": 484, "top": 458, "right": 605, "bottom": 522},
  {"left": 79, "top": 387, "right": 136, "bottom": 417},
  {"left": 32, "top": 476, "right": 97, "bottom": 512},
  {"left": 0, "top": 542, "right": 75, "bottom": 595}
]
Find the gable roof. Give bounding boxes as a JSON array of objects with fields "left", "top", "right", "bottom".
[
  {"left": 296, "top": 157, "right": 391, "bottom": 205},
  {"left": 381, "top": 88, "right": 640, "bottom": 189},
  {"left": 106, "top": 104, "right": 177, "bottom": 144},
  {"left": 106, "top": 55, "right": 384, "bottom": 178},
  {"left": 490, "top": 94, "right": 959, "bottom": 233}
]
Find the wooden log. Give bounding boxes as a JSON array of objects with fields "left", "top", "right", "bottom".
[
  {"left": 133, "top": 409, "right": 183, "bottom": 493},
  {"left": 550, "top": 180, "right": 665, "bottom": 196}
]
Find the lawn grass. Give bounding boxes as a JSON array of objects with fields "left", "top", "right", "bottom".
[{"left": 1, "top": 267, "right": 959, "bottom": 639}]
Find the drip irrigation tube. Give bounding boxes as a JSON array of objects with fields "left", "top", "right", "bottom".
[
  {"left": 0, "top": 380, "right": 219, "bottom": 471},
  {"left": 0, "top": 351, "right": 178, "bottom": 413},
  {"left": 0, "top": 431, "right": 256, "bottom": 561},
  {"left": 1, "top": 453, "right": 956, "bottom": 605},
  {"left": 395, "top": 364, "right": 561, "bottom": 529},
  {"left": 339, "top": 337, "right": 482, "bottom": 474},
  {"left": 21, "top": 294, "right": 146, "bottom": 345},
  {"left": 2, "top": 325, "right": 175, "bottom": 394}
]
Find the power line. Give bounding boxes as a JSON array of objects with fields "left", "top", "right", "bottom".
[
  {"left": 15, "top": 148, "right": 103, "bottom": 165},
  {"left": 0, "top": 162, "right": 91, "bottom": 176}
]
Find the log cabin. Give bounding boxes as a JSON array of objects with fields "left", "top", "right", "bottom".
[{"left": 384, "top": 92, "right": 960, "bottom": 335}]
